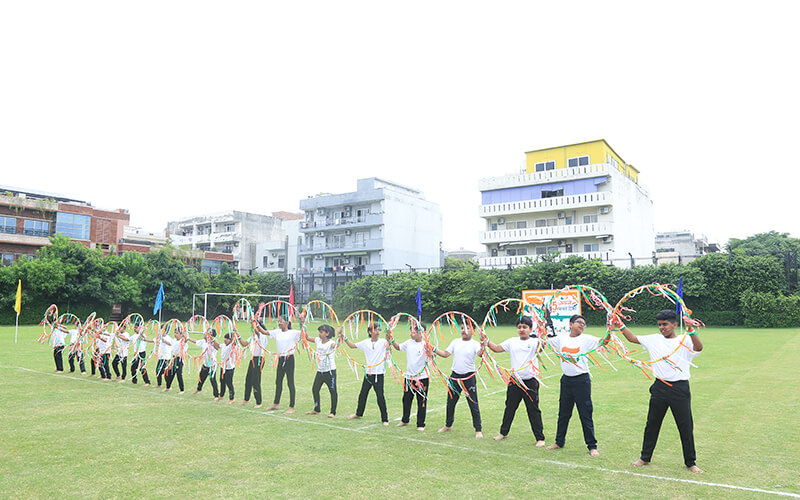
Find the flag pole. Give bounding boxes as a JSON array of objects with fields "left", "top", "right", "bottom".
[{"left": 14, "top": 311, "right": 19, "bottom": 344}]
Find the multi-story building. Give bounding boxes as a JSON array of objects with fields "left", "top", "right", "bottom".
[
  {"left": 478, "top": 140, "right": 654, "bottom": 269},
  {"left": 0, "top": 186, "right": 130, "bottom": 264},
  {"left": 253, "top": 212, "right": 303, "bottom": 277},
  {"left": 167, "top": 211, "right": 295, "bottom": 275},
  {"left": 297, "top": 177, "right": 442, "bottom": 300},
  {"left": 654, "top": 231, "right": 719, "bottom": 265},
  {"left": 119, "top": 226, "right": 233, "bottom": 274}
]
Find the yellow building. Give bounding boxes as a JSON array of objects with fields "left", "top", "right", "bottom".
[{"left": 525, "top": 139, "right": 639, "bottom": 183}]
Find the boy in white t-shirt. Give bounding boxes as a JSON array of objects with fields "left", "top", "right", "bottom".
[
  {"left": 189, "top": 329, "right": 220, "bottom": 398},
  {"left": 304, "top": 324, "right": 338, "bottom": 418},
  {"left": 218, "top": 333, "right": 237, "bottom": 404},
  {"left": 546, "top": 314, "right": 605, "bottom": 456},
  {"left": 67, "top": 326, "right": 86, "bottom": 374},
  {"left": 486, "top": 316, "right": 545, "bottom": 445},
  {"left": 51, "top": 324, "right": 68, "bottom": 373},
  {"left": 432, "top": 323, "right": 484, "bottom": 438},
  {"left": 343, "top": 322, "right": 390, "bottom": 425},
  {"left": 253, "top": 314, "right": 305, "bottom": 414},
  {"left": 112, "top": 325, "right": 130, "bottom": 382},
  {"left": 388, "top": 321, "right": 429, "bottom": 431},
  {"left": 616, "top": 309, "right": 704, "bottom": 473}
]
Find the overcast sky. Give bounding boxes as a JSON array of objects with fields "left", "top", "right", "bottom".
[{"left": 2, "top": 1, "right": 797, "bottom": 253}]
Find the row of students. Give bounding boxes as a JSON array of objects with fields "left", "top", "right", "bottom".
[{"left": 47, "top": 310, "right": 703, "bottom": 472}]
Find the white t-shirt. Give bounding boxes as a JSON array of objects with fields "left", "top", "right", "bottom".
[
  {"left": 219, "top": 343, "right": 236, "bottom": 370},
  {"left": 271, "top": 329, "right": 302, "bottom": 357},
  {"left": 356, "top": 338, "right": 388, "bottom": 375},
  {"left": 639, "top": 334, "right": 699, "bottom": 382},
  {"left": 96, "top": 332, "right": 112, "bottom": 353},
  {"left": 248, "top": 333, "right": 270, "bottom": 357},
  {"left": 314, "top": 338, "right": 337, "bottom": 372},
  {"left": 196, "top": 339, "right": 218, "bottom": 368},
  {"left": 399, "top": 339, "right": 428, "bottom": 379},
  {"left": 549, "top": 333, "right": 602, "bottom": 376},
  {"left": 499, "top": 337, "right": 541, "bottom": 380},
  {"left": 129, "top": 333, "right": 148, "bottom": 354},
  {"left": 52, "top": 329, "right": 67, "bottom": 348},
  {"left": 445, "top": 338, "right": 481, "bottom": 374},
  {"left": 171, "top": 338, "right": 186, "bottom": 357},
  {"left": 68, "top": 329, "right": 80, "bottom": 344},
  {"left": 117, "top": 332, "right": 130, "bottom": 356},
  {"left": 158, "top": 335, "right": 174, "bottom": 360}
]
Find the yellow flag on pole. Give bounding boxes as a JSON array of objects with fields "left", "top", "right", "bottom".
[{"left": 14, "top": 279, "right": 22, "bottom": 315}]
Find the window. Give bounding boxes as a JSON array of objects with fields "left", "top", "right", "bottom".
[
  {"left": 541, "top": 189, "right": 563, "bottom": 199},
  {"left": 331, "top": 233, "right": 345, "bottom": 248},
  {"left": 263, "top": 256, "right": 269, "bottom": 266},
  {"left": 506, "top": 248, "right": 527, "bottom": 256},
  {"left": 583, "top": 243, "right": 599, "bottom": 252},
  {"left": 534, "top": 161, "right": 556, "bottom": 172},
  {"left": 515, "top": 221, "right": 527, "bottom": 229},
  {"left": 491, "top": 223, "right": 498, "bottom": 231},
  {"left": 565, "top": 216, "right": 573, "bottom": 225},
  {"left": 535, "top": 247, "right": 548, "bottom": 255},
  {"left": 0, "top": 216, "right": 15, "bottom": 234},
  {"left": 224, "top": 224, "right": 235, "bottom": 232},
  {"left": 535, "top": 219, "right": 547, "bottom": 228},
  {"left": 546, "top": 218, "right": 558, "bottom": 227},
  {"left": 354, "top": 232, "right": 367, "bottom": 247},
  {"left": 583, "top": 214, "right": 598, "bottom": 224},
  {"left": 222, "top": 244, "right": 234, "bottom": 253},
  {"left": 24, "top": 220, "right": 50, "bottom": 237},
  {"left": 55, "top": 212, "right": 90, "bottom": 240},
  {"left": 278, "top": 257, "right": 285, "bottom": 268},
  {"left": 568, "top": 155, "right": 590, "bottom": 167},
  {"left": 2, "top": 253, "right": 14, "bottom": 266}
]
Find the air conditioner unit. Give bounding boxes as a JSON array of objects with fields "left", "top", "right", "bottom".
[
  {"left": 343, "top": 258, "right": 350, "bottom": 264},
  {"left": 603, "top": 236, "right": 613, "bottom": 243},
  {"left": 344, "top": 206, "right": 352, "bottom": 216},
  {"left": 557, "top": 211, "right": 566, "bottom": 218},
  {"left": 557, "top": 239, "right": 566, "bottom": 246},
  {"left": 271, "top": 252, "right": 277, "bottom": 257},
  {"left": 600, "top": 207, "right": 610, "bottom": 214},
  {"left": 314, "top": 278, "right": 323, "bottom": 285},
  {"left": 497, "top": 217, "right": 505, "bottom": 224},
  {"left": 316, "top": 209, "right": 326, "bottom": 216},
  {"left": 315, "top": 231, "right": 325, "bottom": 237},
  {"left": 345, "top": 229, "right": 352, "bottom": 235}
]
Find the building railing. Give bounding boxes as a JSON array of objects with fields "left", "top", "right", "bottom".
[
  {"left": 478, "top": 251, "right": 612, "bottom": 268},
  {"left": 480, "top": 191, "right": 611, "bottom": 217},
  {"left": 479, "top": 222, "right": 613, "bottom": 244},
  {"left": 0, "top": 226, "right": 54, "bottom": 238},
  {"left": 298, "top": 238, "right": 383, "bottom": 254},
  {"left": 478, "top": 163, "right": 611, "bottom": 191},
  {"left": 300, "top": 213, "right": 383, "bottom": 231}
]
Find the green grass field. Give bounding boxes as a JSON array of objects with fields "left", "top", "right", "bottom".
[{"left": 1, "top": 323, "right": 799, "bottom": 499}]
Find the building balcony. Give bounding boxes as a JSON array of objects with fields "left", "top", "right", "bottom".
[
  {"left": 298, "top": 238, "right": 383, "bottom": 256},
  {"left": 479, "top": 222, "right": 613, "bottom": 245},
  {"left": 479, "top": 163, "right": 611, "bottom": 192},
  {"left": 299, "top": 213, "right": 383, "bottom": 232},
  {"left": 478, "top": 251, "right": 613, "bottom": 268},
  {"left": 479, "top": 191, "right": 611, "bottom": 218},
  {"left": 0, "top": 226, "right": 54, "bottom": 246}
]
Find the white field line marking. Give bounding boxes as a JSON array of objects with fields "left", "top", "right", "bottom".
[{"left": 5, "top": 365, "right": 800, "bottom": 499}]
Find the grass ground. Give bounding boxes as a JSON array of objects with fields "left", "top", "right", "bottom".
[{"left": 1, "top": 322, "right": 799, "bottom": 499}]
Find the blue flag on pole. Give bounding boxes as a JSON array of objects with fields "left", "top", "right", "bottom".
[
  {"left": 676, "top": 278, "right": 683, "bottom": 315},
  {"left": 415, "top": 286, "right": 422, "bottom": 319},
  {"left": 153, "top": 282, "right": 165, "bottom": 316}
]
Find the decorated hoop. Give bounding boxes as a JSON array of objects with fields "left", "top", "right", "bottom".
[
  {"left": 232, "top": 298, "right": 254, "bottom": 322},
  {"left": 339, "top": 310, "right": 391, "bottom": 379}
]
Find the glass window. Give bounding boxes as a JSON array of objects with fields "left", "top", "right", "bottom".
[
  {"left": 541, "top": 189, "right": 564, "bottom": 199},
  {"left": 55, "top": 212, "right": 91, "bottom": 240},
  {"left": 1, "top": 253, "right": 13, "bottom": 266},
  {"left": 516, "top": 221, "right": 527, "bottom": 229},
  {"left": 534, "top": 161, "right": 555, "bottom": 172},
  {"left": 24, "top": 220, "right": 50, "bottom": 237},
  {"left": 583, "top": 214, "right": 598, "bottom": 224},
  {"left": 583, "top": 243, "right": 599, "bottom": 252},
  {"left": 535, "top": 219, "right": 547, "bottom": 228},
  {"left": 568, "top": 155, "right": 590, "bottom": 168},
  {"left": 0, "top": 216, "right": 15, "bottom": 234}
]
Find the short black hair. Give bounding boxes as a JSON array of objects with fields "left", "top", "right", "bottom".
[
  {"left": 367, "top": 322, "right": 381, "bottom": 333},
  {"left": 318, "top": 324, "right": 335, "bottom": 338},
  {"left": 656, "top": 310, "right": 679, "bottom": 323},
  {"left": 516, "top": 316, "right": 533, "bottom": 328},
  {"left": 570, "top": 314, "right": 586, "bottom": 324}
]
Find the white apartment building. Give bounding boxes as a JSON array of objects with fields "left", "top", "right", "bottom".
[
  {"left": 297, "top": 177, "right": 442, "bottom": 299},
  {"left": 479, "top": 140, "right": 655, "bottom": 269},
  {"left": 654, "top": 231, "right": 719, "bottom": 265},
  {"left": 167, "top": 211, "right": 290, "bottom": 275},
  {"left": 254, "top": 215, "right": 303, "bottom": 277}
]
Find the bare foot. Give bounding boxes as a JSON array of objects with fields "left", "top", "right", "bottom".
[
  {"left": 535, "top": 440, "right": 546, "bottom": 448},
  {"left": 162, "top": 388, "right": 169, "bottom": 392},
  {"left": 437, "top": 426, "right": 452, "bottom": 433},
  {"left": 265, "top": 404, "right": 279, "bottom": 411},
  {"left": 383, "top": 422, "right": 389, "bottom": 426},
  {"left": 493, "top": 434, "right": 506, "bottom": 441},
  {"left": 327, "top": 413, "right": 335, "bottom": 418},
  {"left": 546, "top": 444, "right": 562, "bottom": 450},
  {"left": 226, "top": 399, "right": 235, "bottom": 405},
  {"left": 239, "top": 401, "right": 248, "bottom": 405},
  {"left": 254, "top": 404, "right": 262, "bottom": 409},
  {"left": 118, "top": 379, "right": 126, "bottom": 383},
  {"left": 214, "top": 397, "right": 221, "bottom": 402},
  {"left": 396, "top": 422, "right": 408, "bottom": 427},
  {"left": 348, "top": 414, "right": 361, "bottom": 420},
  {"left": 192, "top": 390, "right": 200, "bottom": 395},
  {"left": 284, "top": 408, "right": 295, "bottom": 414},
  {"left": 632, "top": 459, "right": 649, "bottom": 467},
  {"left": 56, "top": 370, "right": 64, "bottom": 373},
  {"left": 144, "top": 383, "right": 150, "bottom": 387},
  {"left": 178, "top": 391, "right": 184, "bottom": 395},
  {"left": 475, "top": 432, "right": 483, "bottom": 439},
  {"left": 590, "top": 449, "right": 600, "bottom": 457},
  {"left": 688, "top": 465, "right": 704, "bottom": 473},
  {"left": 417, "top": 427, "right": 425, "bottom": 431},
  {"left": 306, "top": 410, "right": 320, "bottom": 415}
]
